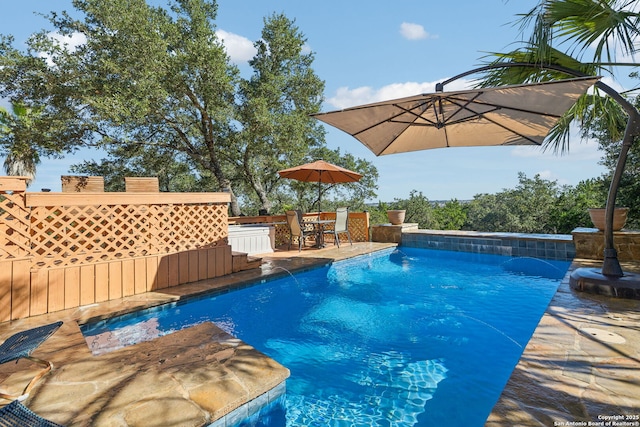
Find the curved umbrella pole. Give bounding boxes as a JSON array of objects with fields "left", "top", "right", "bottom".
[
  {"left": 438, "top": 63, "right": 640, "bottom": 297},
  {"left": 591, "top": 85, "right": 640, "bottom": 276}
]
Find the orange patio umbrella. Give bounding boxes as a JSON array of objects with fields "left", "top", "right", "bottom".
[{"left": 278, "top": 160, "right": 362, "bottom": 214}]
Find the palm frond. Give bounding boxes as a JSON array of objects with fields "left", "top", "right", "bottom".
[{"left": 546, "top": 0, "right": 640, "bottom": 63}]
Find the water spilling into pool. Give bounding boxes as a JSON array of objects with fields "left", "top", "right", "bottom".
[{"left": 81, "top": 248, "right": 569, "bottom": 426}]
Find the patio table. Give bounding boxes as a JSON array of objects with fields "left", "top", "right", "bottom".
[{"left": 303, "top": 219, "right": 335, "bottom": 248}]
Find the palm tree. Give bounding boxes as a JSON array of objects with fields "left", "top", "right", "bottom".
[
  {"left": 0, "top": 103, "right": 41, "bottom": 185},
  {"left": 481, "top": 0, "right": 640, "bottom": 152}
]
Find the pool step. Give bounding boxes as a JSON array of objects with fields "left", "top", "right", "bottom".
[{"left": 232, "top": 251, "right": 263, "bottom": 272}]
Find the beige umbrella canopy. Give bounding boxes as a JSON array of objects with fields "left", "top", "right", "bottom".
[
  {"left": 311, "top": 76, "right": 600, "bottom": 156},
  {"left": 278, "top": 160, "right": 362, "bottom": 213}
]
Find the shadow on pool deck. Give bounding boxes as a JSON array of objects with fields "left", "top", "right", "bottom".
[{"left": 0, "top": 243, "right": 639, "bottom": 426}]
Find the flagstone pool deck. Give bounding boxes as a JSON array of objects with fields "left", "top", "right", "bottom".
[{"left": 1, "top": 241, "right": 639, "bottom": 426}]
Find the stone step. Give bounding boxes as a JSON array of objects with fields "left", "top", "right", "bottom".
[{"left": 232, "top": 251, "right": 263, "bottom": 272}]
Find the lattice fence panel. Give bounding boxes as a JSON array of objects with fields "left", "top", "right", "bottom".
[
  {"left": 348, "top": 216, "right": 369, "bottom": 242},
  {"left": 0, "top": 191, "right": 30, "bottom": 259},
  {"left": 147, "top": 204, "right": 228, "bottom": 253},
  {"left": 273, "top": 224, "right": 291, "bottom": 247},
  {"left": 30, "top": 202, "right": 228, "bottom": 269}
]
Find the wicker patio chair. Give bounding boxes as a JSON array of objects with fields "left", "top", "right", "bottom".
[
  {"left": 0, "top": 400, "right": 63, "bottom": 427},
  {"left": 0, "top": 322, "right": 63, "bottom": 401}
]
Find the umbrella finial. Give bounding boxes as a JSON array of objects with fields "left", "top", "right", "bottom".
[{"left": 435, "top": 82, "right": 444, "bottom": 92}]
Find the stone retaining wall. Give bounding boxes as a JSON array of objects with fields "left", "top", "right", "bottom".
[{"left": 572, "top": 227, "right": 640, "bottom": 261}]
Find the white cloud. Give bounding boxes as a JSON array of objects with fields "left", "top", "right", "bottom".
[
  {"left": 216, "top": 30, "right": 256, "bottom": 64},
  {"left": 399, "top": 22, "right": 435, "bottom": 41},
  {"left": 326, "top": 78, "right": 473, "bottom": 109},
  {"left": 38, "top": 32, "right": 87, "bottom": 66},
  {"left": 39, "top": 29, "right": 257, "bottom": 67},
  {"left": 49, "top": 32, "right": 86, "bottom": 50},
  {"left": 536, "top": 169, "right": 558, "bottom": 181}
]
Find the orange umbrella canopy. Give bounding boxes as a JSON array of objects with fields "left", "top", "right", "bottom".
[
  {"left": 278, "top": 160, "right": 362, "bottom": 213},
  {"left": 278, "top": 160, "right": 362, "bottom": 183}
]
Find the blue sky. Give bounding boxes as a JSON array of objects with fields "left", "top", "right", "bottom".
[{"left": 2, "top": 0, "right": 637, "bottom": 201}]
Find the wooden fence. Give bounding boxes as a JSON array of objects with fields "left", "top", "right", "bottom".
[{"left": 0, "top": 177, "right": 231, "bottom": 321}]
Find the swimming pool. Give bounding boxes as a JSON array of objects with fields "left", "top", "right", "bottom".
[{"left": 81, "top": 247, "right": 570, "bottom": 426}]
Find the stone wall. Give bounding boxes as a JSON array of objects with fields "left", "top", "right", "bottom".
[
  {"left": 572, "top": 227, "right": 640, "bottom": 261},
  {"left": 370, "top": 223, "right": 419, "bottom": 244}
]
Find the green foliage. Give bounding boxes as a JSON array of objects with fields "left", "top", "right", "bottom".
[
  {"left": 463, "top": 173, "right": 614, "bottom": 234},
  {"left": 0, "top": 102, "right": 43, "bottom": 184},
  {"left": 0, "top": 0, "right": 376, "bottom": 216},
  {"left": 69, "top": 143, "right": 214, "bottom": 192},
  {"left": 369, "top": 190, "right": 437, "bottom": 229},
  {"left": 549, "top": 179, "right": 608, "bottom": 232},
  {"left": 1, "top": 0, "right": 241, "bottom": 200},
  {"left": 465, "top": 173, "right": 565, "bottom": 233},
  {"left": 375, "top": 173, "right": 616, "bottom": 235},
  {"left": 433, "top": 200, "right": 467, "bottom": 230},
  {"left": 234, "top": 13, "right": 327, "bottom": 213}
]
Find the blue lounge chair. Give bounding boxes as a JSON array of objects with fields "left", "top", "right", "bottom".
[
  {"left": 0, "top": 400, "right": 63, "bottom": 427},
  {"left": 0, "top": 322, "right": 63, "bottom": 401}
]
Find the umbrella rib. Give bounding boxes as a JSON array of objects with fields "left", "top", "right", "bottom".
[
  {"left": 390, "top": 96, "right": 548, "bottom": 145},
  {"left": 392, "top": 99, "right": 441, "bottom": 126},
  {"left": 446, "top": 95, "right": 566, "bottom": 119},
  {"left": 448, "top": 97, "right": 561, "bottom": 145},
  {"left": 352, "top": 99, "right": 434, "bottom": 137},
  {"left": 440, "top": 93, "right": 483, "bottom": 126},
  {"left": 455, "top": 107, "right": 545, "bottom": 145}
]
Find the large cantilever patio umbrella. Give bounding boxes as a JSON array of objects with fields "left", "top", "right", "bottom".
[
  {"left": 311, "top": 77, "right": 600, "bottom": 156},
  {"left": 313, "top": 70, "right": 640, "bottom": 298},
  {"left": 278, "top": 160, "right": 363, "bottom": 215}
]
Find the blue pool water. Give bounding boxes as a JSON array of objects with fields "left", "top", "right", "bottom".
[{"left": 81, "top": 247, "right": 570, "bottom": 426}]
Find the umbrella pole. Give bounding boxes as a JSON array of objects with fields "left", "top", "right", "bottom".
[
  {"left": 317, "top": 171, "right": 322, "bottom": 220},
  {"left": 600, "top": 116, "right": 637, "bottom": 276},
  {"left": 568, "top": 80, "right": 640, "bottom": 298},
  {"left": 318, "top": 181, "right": 321, "bottom": 220}
]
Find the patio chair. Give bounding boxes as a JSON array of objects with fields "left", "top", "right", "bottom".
[
  {"left": 0, "top": 400, "right": 63, "bottom": 427},
  {"left": 0, "top": 321, "right": 63, "bottom": 401},
  {"left": 286, "top": 210, "right": 313, "bottom": 251},
  {"left": 294, "top": 209, "right": 315, "bottom": 233},
  {"left": 324, "top": 207, "right": 352, "bottom": 247}
]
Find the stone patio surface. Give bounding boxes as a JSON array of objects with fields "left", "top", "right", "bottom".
[
  {"left": 488, "top": 258, "right": 640, "bottom": 426},
  {"left": 0, "top": 242, "right": 639, "bottom": 426}
]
